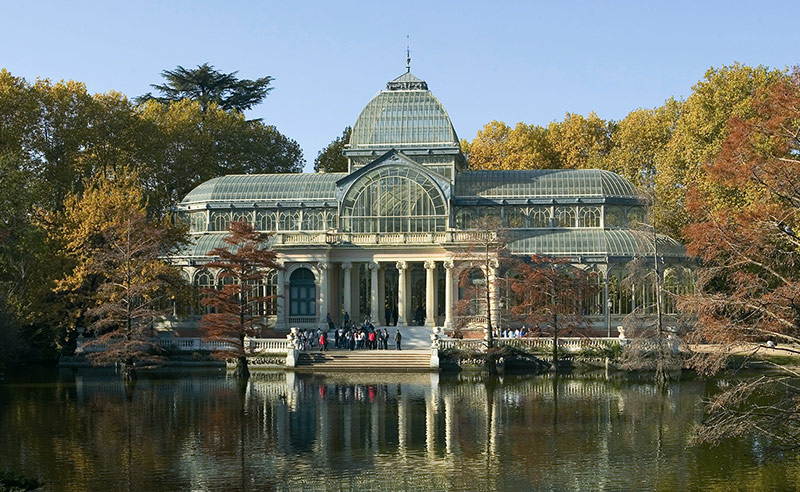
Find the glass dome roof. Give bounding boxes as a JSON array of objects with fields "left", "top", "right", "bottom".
[
  {"left": 455, "top": 169, "right": 640, "bottom": 199},
  {"left": 349, "top": 72, "right": 459, "bottom": 149},
  {"left": 180, "top": 173, "right": 346, "bottom": 204}
]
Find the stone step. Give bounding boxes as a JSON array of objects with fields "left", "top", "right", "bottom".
[{"left": 294, "top": 350, "right": 433, "bottom": 372}]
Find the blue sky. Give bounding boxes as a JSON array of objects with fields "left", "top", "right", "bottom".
[{"left": 2, "top": 1, "right": 798, "bottom": 171}]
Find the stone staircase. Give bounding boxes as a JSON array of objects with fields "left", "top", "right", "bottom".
[{"left": 294, "top": 349, "right": 433, "bottom": 372}]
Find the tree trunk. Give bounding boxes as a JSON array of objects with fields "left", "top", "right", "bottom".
[
  {"left": 552, "top": 312, "right": 559, "bottom": 371},
  {"left": 233, "top": 356, "right": 250, "bottom": 380}
]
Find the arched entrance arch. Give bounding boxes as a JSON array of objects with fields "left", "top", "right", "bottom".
[{"left": 289, "top": 267, "right": 316, "bottom": 317}]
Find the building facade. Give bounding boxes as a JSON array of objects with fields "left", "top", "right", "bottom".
[{"left": 172, "top": 71, "right": 691, "bottom": 335}]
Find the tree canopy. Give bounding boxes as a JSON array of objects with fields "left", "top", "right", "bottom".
[
  {"left": 139, "top": 63, "right": 274, "bottom": 113},
  {"left": 314, "top": 126, "right": 351, "bottom": 172}
]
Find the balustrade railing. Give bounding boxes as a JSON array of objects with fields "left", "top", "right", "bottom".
[
  {"left": 439, "top": 337, "right": 620, "bottom": 353},
  {"left": 271, "top": 231, "right": 496, "bottom": 246},
  {"left": 76, "top": 337, "right": 289, "bottom": 354}
]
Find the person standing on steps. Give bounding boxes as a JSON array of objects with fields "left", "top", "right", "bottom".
[{"left": 394, "top": 329, "right": 402, "bottom": 350}]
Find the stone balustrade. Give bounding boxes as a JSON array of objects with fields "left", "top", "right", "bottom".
[
  {"left": 76, "top": 337, "right": 289, "bottom": 354},
  {"left": 271, "top": 231, "right": 495, "bottom": 247},
  {"left": 439, "top": 337, "right": 620, "bottom": 353}
]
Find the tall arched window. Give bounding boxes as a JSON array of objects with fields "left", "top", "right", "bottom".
[
  {"left": 211, "top": 212, "right": 229, "bottom": 232},
  {"left": 504, "top": 207, "right": 526, "bottom": 228},
  {"left": 190, "top": 212, "right": 207, "bottom": 233},
  {"left": 231, "top": 211, "right": 252, "bottom": 226},
  {"left": 528, "top": 207, "right": 551, "bottom": 228},
  {"left": 194, "top": 269, "right": 215, "bottom": 314},
  {"left": 455, "top": 208, "right": 476, "bottom": 229},
  {"left": 604, "top": 206, "right": 624, "bottom": 228},
  {"left": 290, "top": 268, "right": 316, "bottom": 316},
  {"left": 555, "top": 206, "right": 576, "bottom": 228},
  {"left": 256, "top": 211, "right": 276, "bottom": 231},
  {"left": 279, "top": 210, "right": 301, "bottom": 231},
  {"left": 627, "top": 207, "right": 647, "bottom": 226},
  {"left": 341, "top": 166, "right": 447, "bottom": 233},
  {"left": 578, "top": 206, "right": 601, "bottom": 227},
  {"left": 302, "top": 209, "right": 324, "bottom": 231}
]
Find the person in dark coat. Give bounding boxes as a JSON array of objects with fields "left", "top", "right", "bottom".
[
  {"left": 392, "top": 307, "right": 398, "bottom": 326},
  {"left": 394, "top": 330, "right": 402, "bottom": 350}
]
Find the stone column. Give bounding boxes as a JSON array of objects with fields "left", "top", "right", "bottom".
[
  {"left": 396, "top": 261, "right": 408, "bottom": 326},
  {"left": 369, "top": 261, "right": 379, "bottom": 324},
  {"left": 488, "top": 258, "right": 500, "bottom": 333},
  {"left": 275, "top": 262, "right": 287, "bottom": 331},
  {"left": 378, "top": 264, "right": 386, "bottom": 325},
  {"left": 317, "top": 261, "right": 329, "bottom": 331},
  {"left": 424, "top": 260, "right": 436, "bottom": 328},
  {"left": 341, "top": 262, "right": 352, "bottom": 325},
  {"left": 443, "top": 260, "right": 454, "bottom": 330}
]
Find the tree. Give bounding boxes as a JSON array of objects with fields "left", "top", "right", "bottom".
[
  {"left": 56, "top": 169, "right": 186, "bottom": 380},
  {"left": 463, "top": 121, "right": 559, "bottom": 170},
  {"left": 314, "top": 126, "right": 351, "bottom": 172},
  {"left": 681, "top": 68, "right": 800, "bottom": 449},
  {"left": 453, "top": 216, "right": 514, "bottom": 350},
  {"left": 201, "top": 221, "right": 280, "bottom": 380},
  {"left": 546, "top": 112, "right": 616, "bottom": 170},
  {"left": 139, "top": 63, "right": 274, "bottom": 113},
  {"left": 511, "top": 256, "right": 598, "bottom": 369}
]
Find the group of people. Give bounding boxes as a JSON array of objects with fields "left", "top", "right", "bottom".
[
  {"left": 333, "top": 323, "right": 402, "bottom": 351},
  {"left": 496, "top": 326, "right": 537, "bottom": 338},
  {"left": 300, "top": 312, "right": 403, "bottom": 352}
]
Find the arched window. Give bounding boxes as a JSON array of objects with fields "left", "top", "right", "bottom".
[
  {"left": 528, "top": 207, "right": 551, "bottom": 228},
  {"left": 323, "top": 210, "right": 338, "bottom": 230},
  {"left": 290, "top": 268, "right": 316, "bottom": 316},
  {"left": 302, "top": 209, "right": 324, "bottom": 231},
  {"left": 279, "top": 210, "right": 301, "bottom": 231},
  {"left": 341, "top": 166, "right": 447, "bottom": 233},
  {"left": 256, "top": 211, "right": 276, "bottom": 231},
  {"left": 231, "top": 211, "right": 252, "bottom": 226},
  {"left": 455, "top": 208, "right": 476, "bottom": 230},
  {"left": 211, "top": 212, "right": 229, "bottom": 232},
  {"left": 504, "top": 207, "right": 526, "bottom": 228},
  {"left": 627, "top": 207, "right": 647, "bottom": 226},
  {"left": 190, "top": 212, "right": 207, "bottom": 233},
  {"left": 578, "top": 206, "right": 601, "bottom": 228},
  {"left": 604, "top": 206, "right": 624, "bottom": 228},
  {"left": 194, "top": 269, "right": 215, "bottom": 313},
  {"left": 555, "top": 206, "right": 576, "bottom": 228}
]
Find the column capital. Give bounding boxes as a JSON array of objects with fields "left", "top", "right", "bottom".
[
  {"left": 443, "top": 260, "right": 454, "bottom": 270},
  {"left": 275, "top": 259, "right": 285, "bottom": 269},
  {"left": 424, "top": 260, "right": 437, "bottom": 270},
  {"left": 341, "top": 261, "right": 352, "bottom": 270},
  {"left": 318, "top": 261, "right": 329, "bottom": 270},
  {"left": 368, "top": 261, "right": 380, "bottom": 270},
  {"left": 396, "top": 261, "right": 408, "bottom": 271},
  {"left": 488, "top": 258, "right": 500, "bottom": 270}
]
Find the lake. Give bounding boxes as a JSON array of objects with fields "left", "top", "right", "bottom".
[{"left": 1, "top": 367, "right": 798, "bottom": 491}]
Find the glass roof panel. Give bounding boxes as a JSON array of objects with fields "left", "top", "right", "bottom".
[
  {"left": 507, "top": 229, "right": 685, "bottom": 257},
  {"left": 181, "top": 173, "right": 347, "bottom": 204},
  {"left": 455, "top": 169, "right": 639, "bottom": 199}
]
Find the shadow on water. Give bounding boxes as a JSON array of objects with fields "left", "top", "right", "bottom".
[{"left": 1, "top": 367, "right": 799, "bottom": 491}]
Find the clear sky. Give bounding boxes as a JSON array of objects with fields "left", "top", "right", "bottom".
[{"left": 2, "top": 0, "right": 798, "bottom": 171}]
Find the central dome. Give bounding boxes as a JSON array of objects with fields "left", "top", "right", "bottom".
[{"left": 348, "top": 72, "right": 459, "bottom": 149}]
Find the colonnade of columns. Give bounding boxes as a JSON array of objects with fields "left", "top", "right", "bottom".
[{"left": 274, "top": 258, "right": 462, "bottom": 331}]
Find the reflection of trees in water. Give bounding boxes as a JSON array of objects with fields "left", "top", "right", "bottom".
[{"left": 3, "top": 370, "right": 800, "bottom": 491}]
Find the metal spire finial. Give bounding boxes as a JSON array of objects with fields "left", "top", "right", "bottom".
[{"left": 406, "top": 36, "right": 411, "bottom": 73}]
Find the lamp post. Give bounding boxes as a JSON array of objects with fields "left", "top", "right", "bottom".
[{"left": 606, "top": 298, "right": 613, "bottom": 338}]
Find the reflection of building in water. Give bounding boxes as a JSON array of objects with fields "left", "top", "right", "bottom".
[{"left": 49, "top": 371, "right": 710, "bottom": 491}]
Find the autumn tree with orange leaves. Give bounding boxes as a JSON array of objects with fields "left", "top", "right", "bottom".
[
  {"left": 200, "top": 221, "right": 280, "bottom": 379},
  {"left": 681, "top": 68, "right": 800, "bottom": 450}
]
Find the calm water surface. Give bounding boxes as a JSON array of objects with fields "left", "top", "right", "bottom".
[{"left": 1, "top": 367, "right": 799, "bottom": 492}]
